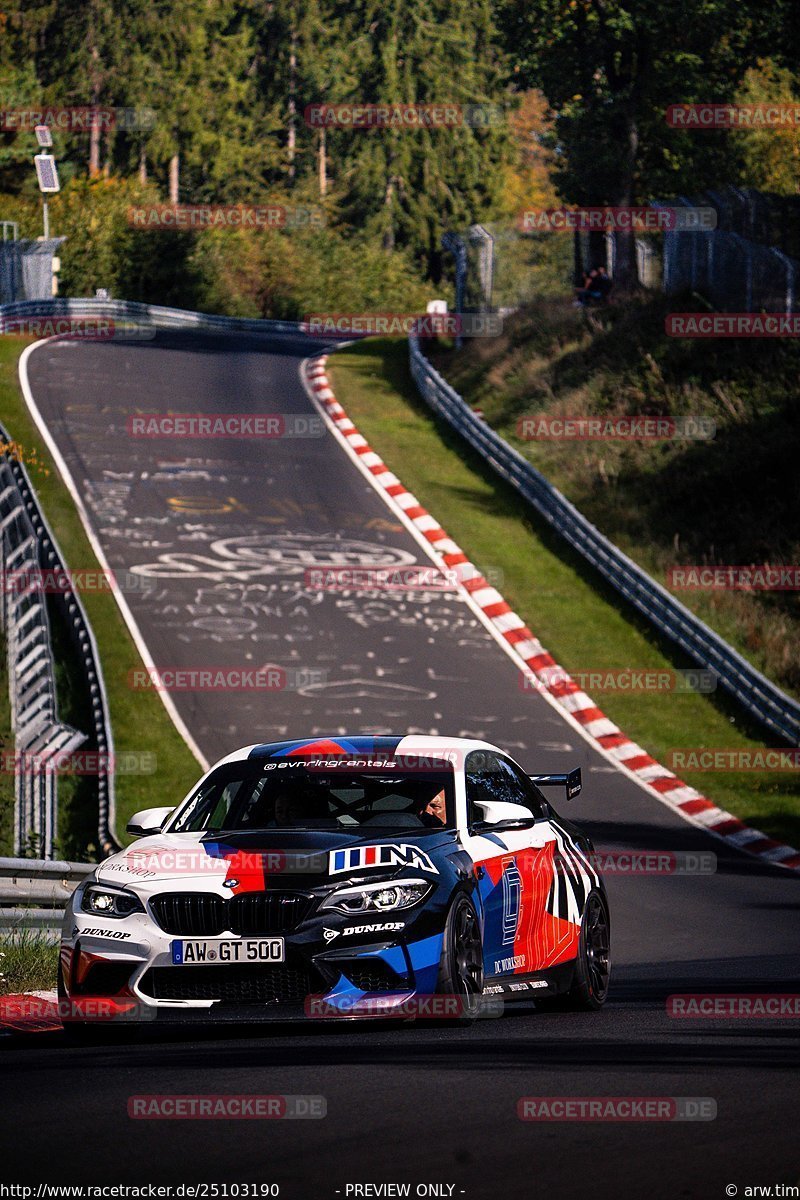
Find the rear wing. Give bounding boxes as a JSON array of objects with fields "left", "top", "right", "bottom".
[{"left": 529, "top": 767, "right": 582, "bottom": 800}]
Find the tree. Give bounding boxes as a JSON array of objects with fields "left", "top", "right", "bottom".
[
  {"left": 500, "top": 88, "right": 559, "bottom": 215},
  {"left": 733, "top": 59, "right": 800, "bottom": 195},
  {"left": 498, "top": 0, "right": 776, "bottom": 289},
  {"left": 327, "top": 0, "right": 511, "bottom": 278}
]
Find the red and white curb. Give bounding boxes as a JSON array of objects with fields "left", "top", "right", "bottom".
[
  {"left": 303, "top": 354, "right": 800, "bottom": 872},
  {"left": 0, "top": 989, "right": 60, "bottom": 1033}
]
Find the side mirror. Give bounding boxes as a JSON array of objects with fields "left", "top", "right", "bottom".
[
  {"left": 126, "top": 806, "right": 175, "bottom": 838},
  {"left": 472, "top": 799, "right": 536, "bottom": 831}
]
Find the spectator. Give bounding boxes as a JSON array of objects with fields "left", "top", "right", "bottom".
[{"left": 574, "top": 264, "right": 613, "bottom": 307}]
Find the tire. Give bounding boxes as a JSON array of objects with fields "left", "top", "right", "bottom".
[
  {"left": 435, "top": 894, "right": 484, "bottom": 1021},
  {"left": 559, "top": 890, "right": 611, "bottom": 1011}
]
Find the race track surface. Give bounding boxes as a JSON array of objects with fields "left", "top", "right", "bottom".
[{"left": 4, "top": 330, "right": 798, "bottom": 1200}]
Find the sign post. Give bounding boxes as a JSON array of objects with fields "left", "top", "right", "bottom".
[{"left": 33, "top": 126, "right": 59, "bottom": 241}]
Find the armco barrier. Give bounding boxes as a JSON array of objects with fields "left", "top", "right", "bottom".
[
  {"left": 0, "top": 296, "right": 305, "bottom": 337},
  {"left": 408, "top": 335, "right": 800, "bottom": 745},
  {"left": 0, "top": 856, "right": 92, "bottom": 935},
  {"left": 0, "top": 419, "right": 116, "bottom": 857},
  {"left": 0, "top": 297, "right": 317, "bottom": 857}
]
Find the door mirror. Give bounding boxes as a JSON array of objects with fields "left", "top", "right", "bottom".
[
  {"left": 472, "top": 799, "right": 536, "bottom": 831},
  {"left": 126, "top": 806, "right": 175, "bottom": 838}
]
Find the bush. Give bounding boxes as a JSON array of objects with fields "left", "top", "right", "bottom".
[{"left": 1, "top": 178, "right": 433, "bottom": 316}]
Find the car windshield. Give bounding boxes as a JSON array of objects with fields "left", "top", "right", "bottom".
[{"left": 168, "top": 759, "right": 456, "bottom": 834}]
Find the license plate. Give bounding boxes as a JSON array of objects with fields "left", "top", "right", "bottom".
[{"left": 171, "top": 938, "right": 285, "bottom": 965}]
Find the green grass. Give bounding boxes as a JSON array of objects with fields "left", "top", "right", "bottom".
[
  {"left": 328, "top": 339, "right": 800, "bottom": 849},
  {"left": 0, "top": 927, "right": 59, "bottom": 993},
  {"left": 432, "top": 293, "right": 800, "bottom": 702},
  {"left": 0, "top": 338, "right": 200, "bottom": 855}
]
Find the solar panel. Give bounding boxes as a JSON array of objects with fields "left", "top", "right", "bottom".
[
  {"left": 34, "top": 154, "right": 60, "bottom": 193},
  {"left": 34, "top": 125, "right": 53, "bottom": 148}
]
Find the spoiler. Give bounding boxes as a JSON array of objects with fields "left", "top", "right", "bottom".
[{"left": 529, "top": 767, "right": 582, "bottom": 800}]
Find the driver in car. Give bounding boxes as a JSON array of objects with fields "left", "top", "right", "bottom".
[{"left": 419, "top": 789, "right": 447, "bottom": 827}]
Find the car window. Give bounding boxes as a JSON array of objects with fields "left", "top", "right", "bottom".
[
  {"left": 498, "top": 757, "right": 548, "bottom": 819},
  {"left": 465, "top": 750, "right": 547, "bottom": 826},
  {"left": 169, "top": 762, "right": 456, "bottom": 832}
]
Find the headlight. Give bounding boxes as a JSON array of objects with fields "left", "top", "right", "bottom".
[
  {"left": 81, "top": 884, "right": 145, "bottom": 919},
  {"left": 320, "top": 878, "right": 432, "bottom": 915}
]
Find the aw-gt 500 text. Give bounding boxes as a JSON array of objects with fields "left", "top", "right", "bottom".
[{"left": 60, "top": 735, "right": 610, "bottom": 1028}]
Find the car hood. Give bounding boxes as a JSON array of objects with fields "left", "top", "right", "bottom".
[{"left": 94, "top": 828, "right": 455, "bottom": 890}]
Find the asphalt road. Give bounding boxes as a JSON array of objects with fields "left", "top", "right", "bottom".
[{"left": 3, "top": 330, "right": 798, "bottom": 1200}]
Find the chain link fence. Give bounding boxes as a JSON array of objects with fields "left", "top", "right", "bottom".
[
  {"left": 0, "top": 238, "right": 65, "bottom": 304},
  {"left": 661, "top": 201, "right": 798, "bottom": 314}
]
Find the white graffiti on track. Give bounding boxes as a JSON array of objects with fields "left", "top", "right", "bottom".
[
  {"left": 130, "top": 533, "right": 418, "bottom": 581},
  {"left": 294, "top": 678, "right": 437, "bottom": 701}
]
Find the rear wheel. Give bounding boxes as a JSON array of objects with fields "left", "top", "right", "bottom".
[
  {"left": 560, "top": 891, "right": 610, "bottom": 1010},
  {"left": 436, "top": 895, "right": 484, "bottom": 1020}
]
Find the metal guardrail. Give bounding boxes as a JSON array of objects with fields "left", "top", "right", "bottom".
[
  {"left": 408, "top": 335, "right": 800, "bottom": 745},
  {"left": 0, "top": 296, "right": 305, "bottom": 337},
  {"left": 0, "top": 421, "right": 117, "bottom": 858},
  {"left": 0, "top": 856, "right": 92, "bottom": 935},
  {"left": 0, "top": 297, "right": 313, "bottom": 860}
]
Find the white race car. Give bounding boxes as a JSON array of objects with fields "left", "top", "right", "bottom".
[{"left": 60, "top": 735, "right": 610, "bottom": 1030}]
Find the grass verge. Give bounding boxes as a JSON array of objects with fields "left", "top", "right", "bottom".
[
  {"left": 0, "top": 927, "right": 59, "bottom": 993},
  {"left": 0, "top": 337, "right": 200, "bottom": 856},
  {"left": 432, "top": 293, "right": 800, "bottom": 701},
  {"left": 328, "top": 338, "right": 800, "bottom": 849}
]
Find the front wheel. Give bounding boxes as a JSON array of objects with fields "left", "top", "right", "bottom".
[
  {"left": 436, "top": 895, "right": 484, "bottom": 1020},
  {"left": 560, "top": 891, "right": 611, "bottom": 1011}
]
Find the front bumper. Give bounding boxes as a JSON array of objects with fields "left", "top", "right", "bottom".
[{"left": 61, "top": 891, "right": 446, "bottom": 1024}]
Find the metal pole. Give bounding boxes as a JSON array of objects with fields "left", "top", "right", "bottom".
[{"left": 42, "top": 199, "right": 49, "bottom": 241}]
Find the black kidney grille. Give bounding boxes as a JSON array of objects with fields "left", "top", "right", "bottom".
[
  {"left": 150, "top": 894, "right": 226, "bottom": 936},
  {"left": 149, "top": 891, "right": 314, "bottom": 936},
  {"left": 229, "top": 892, "right": 314, "bottom": 935},
  {"left": 139, "top": 963, "right": 315, "bottom": 1005}
]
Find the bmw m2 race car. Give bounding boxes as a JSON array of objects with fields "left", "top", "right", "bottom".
[{"left": 60, "top": 736, "right": 610, "bottom": 1027}]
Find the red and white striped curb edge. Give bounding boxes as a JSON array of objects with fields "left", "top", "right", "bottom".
[
  {"left": 0, "top": 989, "right": 60, "bottom": 1033},
  {"left": 304, "top": 354, "right": 800, "bottom": 872}
]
